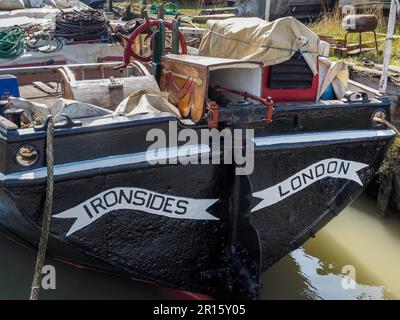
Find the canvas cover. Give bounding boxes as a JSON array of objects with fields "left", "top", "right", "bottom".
[
  {"left": 115, "top": 90, "right": 181, "bottom": 118},
  {"left": 318, "top": 57, "right": 349, "bottom": 100},
  {"left": 198, "top": 17, "right": 320, "bottom": 75},
  {"left": 0, "top": 0, "right": 87, "bottom": 10},
  {"left": 9, "top": 97, "right": 112, "bottom": 124}
]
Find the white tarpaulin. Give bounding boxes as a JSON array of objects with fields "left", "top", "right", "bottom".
[
  {"left": 0, "top": 1, "right": 90, "bottom": 29},
  {"left": 199, "top": 17, "right": 320, "bottom": 75},
  {"left": 318, "top": 57, "right": 349, "bottom": 100},
  {"left": 9, "top": 97, "right": 112, "bottom": 123},
  {"left": 0, "top": 42, "right": 123, "bottom": 66},
  {"left": 116, "top": 90, "right": 181, "bottom": 118},
  {"left": 0, "top": 0, "right": 88, "bottom": 11}
]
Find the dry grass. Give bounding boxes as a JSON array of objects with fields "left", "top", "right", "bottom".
[{"left": 310, "top": 6, "right": 400, "bottom": 66}]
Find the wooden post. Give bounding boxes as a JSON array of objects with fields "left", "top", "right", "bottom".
[
  {"left": 265, "top": 0, "right": 271, "bottom": 21},
  {"left": 379, "top": 0, "right": 399, "bottom": 94}
]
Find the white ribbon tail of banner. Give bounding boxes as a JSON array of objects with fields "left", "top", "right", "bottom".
[
  {"left": 251, "top": 159, "right": 369, "bottom": 213},
  {"left": 53, "top": 187, "right": 219, "bottom": 236}
]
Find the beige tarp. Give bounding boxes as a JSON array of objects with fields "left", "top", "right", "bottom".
[
  {"left": 198, "top": 17, "right": 320, "bottom": 75},
  {"left": 318, "top": 57, "right": 349, "bottom": 100},
  {"left": 116, "top": 90, "right": 181, "bottom": 118},
  {"left": 9, "top": 97, "right": 112, "bottom": 123}
]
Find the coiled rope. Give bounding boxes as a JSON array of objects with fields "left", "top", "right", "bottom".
[
  {"left": 0, "top": 26, "right": 25, "bottom": 59},
  {"left": 55, "top": 10, "right": 109, "bottom": 41},
  {"left": 26, "top": 34, "right": 64, "bottom": 54},
  {"left": 149, "top": 2, "right": 179, "bottom": 15},
  {"left": 29, "top": 117, "right": 55, "bottom": 300},
  {"left": 24, "top": 24, "right": 64, "bottom": 54}
]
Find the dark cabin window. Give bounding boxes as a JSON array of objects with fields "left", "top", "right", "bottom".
[{"left": 268, "top": 52, "right": 314, "bottom": 89}]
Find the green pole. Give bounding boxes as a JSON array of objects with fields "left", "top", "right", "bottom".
[
  {"left": 171, "top": 19, "right": 180, "bottom": 54},
  {"left": 150, "top": 20, "right": 165, "bottom": 83}
]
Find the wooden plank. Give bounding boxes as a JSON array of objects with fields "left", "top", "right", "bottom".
[
  {"left": 349, "top": 65, "right": 400, "bottom": 96},
  {"left": 342, "top": 38, "right": 384, "bottom": 50},
  {"left": 347, "top": 47, "right": 376, "bottom": 56},
  {"left": 377, "top": 32, "right": 400, "bottom": 39},
  {"left": 47, "top": 82, "right": 60, "bottom": 91},
  {"left": 179, "top": 27, "right": 205, "bottom": 36},
  {"left": 19, "top": 85, "right": 47, "bottom": 99},
  {"left": 0, "top": 116, "right": 18, "bottom": 130},
  {"left": 32, "top": 81, "right": 57, "bottom": 94},
  {"left": 348, "top": 79, "right": 380, "bottom": 96},
  {"left": 192, "top": 14, "right": 235, "bottom": 23},
  {"left": 200, "top": 7, "right": 236, "bottom": 15}
]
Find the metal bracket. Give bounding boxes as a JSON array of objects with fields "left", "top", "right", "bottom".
[
  {"left": 205, "top": 99, "right": 219, "bottom": 129},
  {"left": 214, "top": 86, "right": 274, "bottom": 124},
  {"left": 34, "top": 114, "right": 82, "bottom": 132}
]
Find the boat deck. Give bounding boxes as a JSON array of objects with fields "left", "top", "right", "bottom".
[{"left": 19, "top": 81, "right": 63, "bottom": 106}]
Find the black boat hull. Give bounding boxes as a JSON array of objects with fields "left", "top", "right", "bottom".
[{"left": 0, "top": 127, "right": 393, "bottom": 299}]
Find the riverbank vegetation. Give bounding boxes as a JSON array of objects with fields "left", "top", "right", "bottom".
[{"left": 310, "top": 6, "right": 400, "bottom": 66}]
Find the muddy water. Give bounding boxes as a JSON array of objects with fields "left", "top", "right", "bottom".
[
  {"left": 0, "top": 193, "right": 399, "bottom": 300},
  {"left": 262, "top": 193, "right": 400, "bottom": 300}
]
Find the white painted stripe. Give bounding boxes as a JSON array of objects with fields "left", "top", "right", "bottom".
[
  {"left": 0, "top": 130, "right": 394, "bottom": 182},
  {"left": 253, "top": 130, "right": 395, "bottom": 147},
  {"left": 0, "top": 145, "right": 211, "bottom": 182}
]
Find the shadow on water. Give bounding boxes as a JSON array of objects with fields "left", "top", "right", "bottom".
[
  {"left": 0, "top": 237, "right": 163, "bottom": 300},
  {"left": 0, "top": 193, "right": 399, "bottom": 299}
]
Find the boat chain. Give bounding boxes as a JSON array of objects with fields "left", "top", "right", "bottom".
[{"left": 29, "top": 117, "right": 55, "bottom": 300}]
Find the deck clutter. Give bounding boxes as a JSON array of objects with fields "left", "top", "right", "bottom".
[
  {"left": 0, "top": 0, "right": 398, "bottom": 301},
  {"left": 0, "top": 1, "right": 123, "bottom": 67}
]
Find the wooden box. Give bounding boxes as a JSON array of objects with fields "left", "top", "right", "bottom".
[{"left": 160, "top": 54, "right": 263, "bottom": 123}]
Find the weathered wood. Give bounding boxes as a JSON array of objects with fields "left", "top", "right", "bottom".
[
  {"left": 200, "top": 7, "right": 236, "bottom": 15},
  {"left": 0, "top": 116, "right": 18, "bottom": 130},
  {"left": 348, "top": 79, "right": 380, "bottom": 98},
  {"left": 179, "top": 27, "right": 205, "bottom": 36},
  {"left": 0, "top": 63, "right": 123, "bottom": 85},
  {"left": 346, "top": 47, "right": 377, "bottom": 56},
  {"left": 19, "top": 85, "right": 48, "bottom": 99},
  {"left": 33, "top": 81, "right": 57, "bottom": 95},
  {"left": 377, "top": 32, "right": 400, "bottom": 39},
  {"left": 192, "top": 14, "right": 235, "bottom": 23},
  {"left": 349, "top": 64, "right": 400, "bottom": 95}
]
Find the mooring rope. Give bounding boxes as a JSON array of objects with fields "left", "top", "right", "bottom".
[
  {"left": 373, "top": 117, "right": 400, "bottom": 137},
  {"left": 29, "top": 117, "right": 55, "bottom": 301}
]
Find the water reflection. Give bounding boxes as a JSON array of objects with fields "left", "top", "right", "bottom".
[
  {"left": 262, "top": 193, "right": 400, "bottom": 300},
  {"left": 0, "top": 193, "right": 399, "bottom": 299}
]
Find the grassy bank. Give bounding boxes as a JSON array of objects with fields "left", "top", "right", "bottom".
[{"left": 310, "top": 7, "right": 400, "bottom": 66}]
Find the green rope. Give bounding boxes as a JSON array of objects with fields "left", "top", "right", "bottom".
[
  {"left": 149, "top": 2, "right": 178, "bottom": 15},
  {"left": 0, "top": 26, "right": 25, "bottom": 59}
]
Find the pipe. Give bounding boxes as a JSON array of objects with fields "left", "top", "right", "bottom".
[
  {"left": 379, "top": 0, "right": 399, "bottom": 94},
  {"left": 265, "top": 0, "right": 271, "bottom": 21}
]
